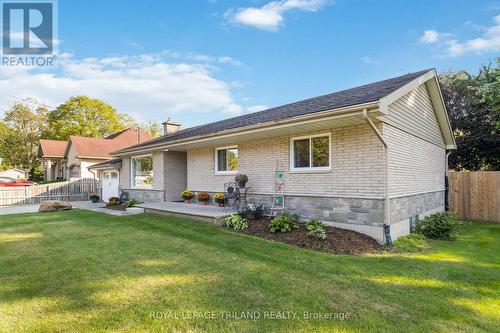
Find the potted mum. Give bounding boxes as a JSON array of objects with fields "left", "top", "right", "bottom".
[
  {"left": 214, "top": 192, "right": 225, "bottom": 207},
  {"left": 181, "top": 189, "right": 194, "bottom": 203},
  {"left": 197, "top": 192, "right": 210, "bottom": 205},
  {"left": 235, "top": 174, "right": 248, "bottom": 188}
]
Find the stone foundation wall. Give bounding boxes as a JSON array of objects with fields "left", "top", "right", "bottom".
[
  {"left": 121, "top": 188, "right": 165, "bottom": 202},
  {"left": 390, "top": 190, "right": 445, "bottom": 223},
  {"left": 246, "top": 193, "right": 385, "bottom": 226}
]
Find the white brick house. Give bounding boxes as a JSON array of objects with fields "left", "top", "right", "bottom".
[{"left": 109, "top": 69, "right": 456, "bottom": 243}]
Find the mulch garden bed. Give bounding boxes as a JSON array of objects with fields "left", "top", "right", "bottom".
[
  {"left": 233, "top": 218, "right": 382, "bottom": 255},
  {"left": 105, "top": 205, "right": 126, "bottom": 211}
]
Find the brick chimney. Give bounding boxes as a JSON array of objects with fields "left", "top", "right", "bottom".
[{"left": 162, "top": 119, "right": 182, "bottom": 136}]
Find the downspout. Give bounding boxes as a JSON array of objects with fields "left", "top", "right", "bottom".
[
  {"left": 445, "top": 151, "right": 451, "bottom": 211},
  {"left": 363, "top": 109, "right": 392, "bottom": 246}
]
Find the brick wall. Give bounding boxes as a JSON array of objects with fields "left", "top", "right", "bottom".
[{"left": 187, "top": 124, "right": 385, "bottom": 198}]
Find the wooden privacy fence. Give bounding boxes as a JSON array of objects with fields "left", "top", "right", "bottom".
[
  {"left": 0, "top": 179, "right": 97, "bottom": 206},
  {"left": 448, "top": 171, "right": 500, "bottom": 222}
]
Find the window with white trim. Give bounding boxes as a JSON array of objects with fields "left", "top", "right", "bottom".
[
  {"left": 131, "top": 155, "right": 153, "bottom": 187},
  {"left": 215, "top": 146, "right": 238, "bottom": 173},
  {"left": 290, "top": 134, "right": 330, "bottom": 171}
]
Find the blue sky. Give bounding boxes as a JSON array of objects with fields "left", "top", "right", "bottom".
[{"left": 1, "top": 0, "right": 499, "bottom": 128}]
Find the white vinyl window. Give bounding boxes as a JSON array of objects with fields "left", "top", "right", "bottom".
[
  {"left": 290, "top": 133, "right": 331, "bottom": 172},
  {"left": 215, "top": 146, "right": 238, "bottom": 174},
  {"left": 131, "top": 155, "right": 153, "bottom": 188}
]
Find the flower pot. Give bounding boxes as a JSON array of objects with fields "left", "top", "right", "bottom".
[
  {"left": 184, "top": 199, "right": 191, "bottom": 204},
  {"left": 217, "top": 202, "right": 224, "bottom": 207},
  {"left": 200, "top": 201, "right": 208, "bottom": 205},
  {"left": 238, "top": 183, "right": 246, "bottom": 188}
]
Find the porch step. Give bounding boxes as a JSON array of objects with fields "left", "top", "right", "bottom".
[{"left": 137, "top": 202, "right": 233, "bottom": 226}]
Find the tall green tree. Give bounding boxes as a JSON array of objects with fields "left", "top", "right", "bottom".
[
  {"left": 46, "top": 96, "right": 127, "bottom": 140},
  {"left": 0, "top": 103, "right": 48, "bottom": 169},
  {"left": 440, "top": 59, "right": 500, "bottom": 171}
]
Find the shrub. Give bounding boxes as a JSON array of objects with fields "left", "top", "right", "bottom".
[
  {"left": 234, "top": 174, "right": 248, "bottom": 186},
  {"left": 269, "top": 213, "right": 299, "bottom": 233},
  {"left": 108, "top": 197, "right": 120, "bottom": 203},
  {"left": 306, "top": 219, "right": 327, "bottom": 240},
  {"left": 213, "top": 192, "right": 225, "bottom": 204},
  {"left": 197, "top": 192, "right": 210, "bottom": 202},
  {"left": 125, "top": 198, "right": 142, "bottom": 208},
  {"left": 224, "top": 214, "right": 248, "bottom": 230},
  {"left": 181, "top": 190, "right": 194, "bottom": 200},
  {"left": 89, "top": 194, "right": 100, "bottom": 203},
  {"left": 415, "top": 212, "right": 461, "bottom": 240}
]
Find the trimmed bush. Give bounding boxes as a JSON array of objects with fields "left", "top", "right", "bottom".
[
  {"left": 415, "top": 212, "right": 461, "bottom": 240},
  {"left": 269, "top": 213, "right": 299, "bottom": 233}
]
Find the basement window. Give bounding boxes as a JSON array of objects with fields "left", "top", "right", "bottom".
[{"left": 409, "top": 215, "right": 419, "bottom": 231}]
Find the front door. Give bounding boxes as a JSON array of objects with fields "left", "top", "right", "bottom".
[{"left": 102, "top": 171, "right": 119, "bottom": 202}]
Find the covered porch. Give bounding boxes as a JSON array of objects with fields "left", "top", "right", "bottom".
[{"left": 137, "top": 201, "right": 235, "bottom": 225}]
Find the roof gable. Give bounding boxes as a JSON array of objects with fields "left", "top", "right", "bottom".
[
  {"left": 38, "top": 139, "right": 68, "bottom": 158},
  {"left": 64, "top": 128, "right": 154, "bottom": 159}
]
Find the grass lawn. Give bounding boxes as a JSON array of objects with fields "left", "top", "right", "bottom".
[{"left": 0, "top": 210, "right": 498, "bottom": 332}]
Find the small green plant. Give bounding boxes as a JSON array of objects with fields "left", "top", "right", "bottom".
[
  {"left": 391, "top": 233, "right": 429, "bottom": 252},
  {"left": 181, "top": 189, "right": 194, "bottom": 201},
  {"left": 269, "top": 213, "right": 299, "bottom": 233},
  {"left": 214, "top": 192, "right": 225, "bottom": 204},
  {"left": 197, "top": 192, "right": 210, "bottom": 202},
  {"left": 125, "top": 198, "right": 142, "bottom": 208},
  {"left": 415, "top": 212, "right": 462, "bottom": 240},
  {"left": 224, "top": 214, "right": 248, "bottom": 230},
  {"left": 234, "top": 173, "right": 248, "bottom": 187},
  {"left": 305, "top": 219, "right": 327, "bottom": 240}
]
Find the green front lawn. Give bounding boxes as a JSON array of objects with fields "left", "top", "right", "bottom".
[{"left": 0, "top": 210, "right": 498, "bottom": 332}]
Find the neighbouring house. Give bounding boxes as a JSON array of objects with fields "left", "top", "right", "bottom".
[
  {"left": 38, "top": 139, "right": 68, "bottom": 181},
  {"left": 0, "top": 168, "right": 30, "bottom": 179},
  {"left": 107, "top": 69, "right": 456, "bottom": 242},
  {"left": 38, "top": 129, "right": 153, "bottom": 182}
]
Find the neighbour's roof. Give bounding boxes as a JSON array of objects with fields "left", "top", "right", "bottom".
[
  {"left": 39, "top": 139, "right": 68, "bottom": 158},
  {"left": 69, "top": 128, "right": 153, "bottom": 159},
  {"left": 88, "top": 158, "right": 122, "bottom": 170},
  {"left": 115, "top": 69, "right": 431, "bottom": 153}
]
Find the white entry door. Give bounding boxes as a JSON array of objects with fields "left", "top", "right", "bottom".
[{"left": 102, "top": 171, "right": 119, "bottom": 202}]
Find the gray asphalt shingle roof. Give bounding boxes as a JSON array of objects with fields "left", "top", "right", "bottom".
[{"left": 117, "top": 69, "right": 431, "bottom": 153}]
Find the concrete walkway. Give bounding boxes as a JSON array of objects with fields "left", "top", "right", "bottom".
[{"left": 0, "top": 201, "right": 142, "bottom": 216}]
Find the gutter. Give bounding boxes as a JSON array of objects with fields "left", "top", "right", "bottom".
[
  {"left": 363, "top": 108, "right": 392, "bottom": 246},
  {"left": 112, "top": 101, "right": 380, "bottom": 156}
]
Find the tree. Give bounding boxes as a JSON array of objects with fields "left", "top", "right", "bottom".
[
  {"left": 46, "top": 96, "right": 127, "bottom": 140},
  {"left": 0, "top": 103, "right": 48, "bottom": 169},
  {"left": 440, "top": 59, "right": 500, "bottom": 171},
  {"left": 140, "top": 120, "right": 162, "bottom": 138}
]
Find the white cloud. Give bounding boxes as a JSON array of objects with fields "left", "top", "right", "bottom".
[
  {"left": 419, "top": 30, "right": 440, "bottom": 44},
  {"left": 0, "top": 52, "right": 247, "bottom": 121},
  {"left": 226, "top": 0, "right": 328, "bottom": 31},
  {"left": 246, "top": 104, "right": 269, "bottom": 113},
  {"left": 419, "top": 14, "right": 500, "bottom": 56}
]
